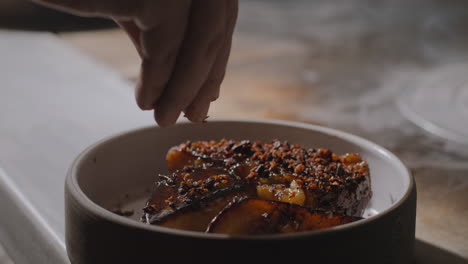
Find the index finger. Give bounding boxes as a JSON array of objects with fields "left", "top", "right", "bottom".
[{"left": 153, "top": 0, "right": 227, "bottom": 126}]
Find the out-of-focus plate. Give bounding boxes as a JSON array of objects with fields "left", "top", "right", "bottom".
[{"left": 398, "top": 63, "right": 468, "bottom": 146}]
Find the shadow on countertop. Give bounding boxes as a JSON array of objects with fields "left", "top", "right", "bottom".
[{"left": 414, "top": 239, "right": 468, "bottom": 264}]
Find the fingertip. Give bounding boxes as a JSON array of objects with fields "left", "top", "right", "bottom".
[
  {"left": 140, "top": 105, "right": 154, "bottom": 111},
  {"left": 136, "top": 99, "right": 154, "bottom": 111},
  {"left": 136, "top": 98, "right": 154, "bottom": 110},
  {"left": 184, "top": 113, "right": 204, "bottom": 123},
  {"left": 184, "top": 101, "right": 211, "bottom": 123},
  {"left": 154, "top": 107, "right": 181, "bottom": 127},
  {"left": 134, "top": 81, "right": 154, "bottom": 110}
]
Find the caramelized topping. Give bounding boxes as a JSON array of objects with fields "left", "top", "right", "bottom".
[
  {"left": 172, "top": 139, "right": 369, "bottom": 193},
  {"left": 143, "top": 167, "right": 244, "bottom": 224}
]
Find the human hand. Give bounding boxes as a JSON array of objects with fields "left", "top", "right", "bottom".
[{"left": 34, "top": 0, "right": 238, "bottom": 127}]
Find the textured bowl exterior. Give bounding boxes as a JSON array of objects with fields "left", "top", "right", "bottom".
[{"left": 65, "top": 120, "right": 416, "bottom": 264}]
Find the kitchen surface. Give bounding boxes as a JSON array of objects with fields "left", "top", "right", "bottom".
[{"left": 1, "top": 0, "right": 467, "bottom": 263}]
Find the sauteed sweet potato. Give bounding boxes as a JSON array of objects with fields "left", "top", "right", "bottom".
[{"left": 142, "top": 139, "right": 371, "bottom": 235}]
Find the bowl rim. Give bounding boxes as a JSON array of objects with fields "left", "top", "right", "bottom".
[{"left": 66, "top": 118, "right": 414, "bottom": 240}]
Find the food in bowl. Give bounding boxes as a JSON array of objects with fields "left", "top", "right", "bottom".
[
  {"left": 66, "top": 121, "right": 415, "bottom": 263},
  {"left": 142, "top": 139, "right": 372, "bottom": 234}
]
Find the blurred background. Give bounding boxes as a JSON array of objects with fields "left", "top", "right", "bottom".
[{"left": 1, "top": 0, "right": 468, "bottom": 263}]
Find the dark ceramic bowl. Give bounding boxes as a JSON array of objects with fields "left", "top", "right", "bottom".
[{"left": 66, "top": 119, "right": 416, "bottom": 264}]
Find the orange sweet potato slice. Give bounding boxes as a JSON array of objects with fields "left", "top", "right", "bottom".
[
  {"left": 157, "top": 193, "right": 245, "bottom": 232},
  {"left": 143, "top": 167, "right": 246, "bottom": 232},
  {"left": 206, "top": 198, "right": 361, "bottom": 235}
]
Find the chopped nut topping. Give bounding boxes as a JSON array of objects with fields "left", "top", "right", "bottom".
[{"left": 177, "top": 139, "right": 369, "bottom": 192}]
